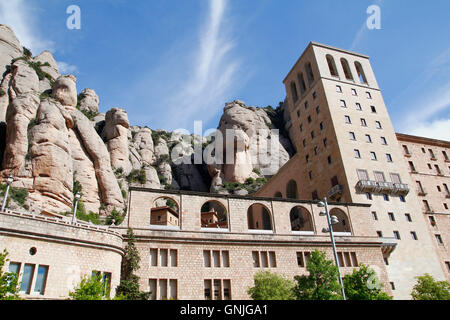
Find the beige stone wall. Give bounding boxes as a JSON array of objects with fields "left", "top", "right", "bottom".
[
  {"left": 126, "top": 188, "right": 392, "bottom": 299},
  {"left": 0, "top": 211, "right": 123, "bottom": 299},
  {"left": 397, "top": 134, "right": 450, "bottom": 280}
]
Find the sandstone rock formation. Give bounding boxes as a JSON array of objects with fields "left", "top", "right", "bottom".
[
  {"left": 0, "top": 25, "right": 22, "bottom": 79},
  {"left": 79, "top": 88, "right": 99, "bottom": 113},
  {"left": 104, "top": 108, "right": 131, "bottom": 174}
]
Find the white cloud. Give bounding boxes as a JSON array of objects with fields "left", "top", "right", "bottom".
[
  {"left": 407, "top": 118, "right": 450, "bottom": 141},
  {"left": 57, "top": 61, "right": 78, "bottom": 74},
  {"left": 161, "top": 0, "right": 242, "bottom": 130},
  {"left": 0, "top": 0, "right": 53, "bottom": 54}
]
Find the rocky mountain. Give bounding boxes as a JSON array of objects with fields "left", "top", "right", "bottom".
[{"left": 0, "top": 25, "right": 294, "bottom": 219}]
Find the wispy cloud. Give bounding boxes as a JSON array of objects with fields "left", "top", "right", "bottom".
[
  {"left": 0, "top": 0, "right": 53, "bottom": 54},
  {"left": 394, "top": 50, "right": 450, "bottom": 141},
  {"left": 132, "top": 0, "right": 243, "bottom": 131},
  {"left": 57, "top": 61, "right": 78, "bottom": 74}
]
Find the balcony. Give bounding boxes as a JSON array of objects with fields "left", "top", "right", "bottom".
[
  {"left": 404, "top": 151, "right": 412, "bottom": 158},
  {"left": 393, "top": 183, "right": 410, "bottom": 195},
  {"left": 377, "top": 181, "right": 395, "bottom": 193},
  {"left": 356, "top": 180, "right": 378, "bottom": 193},
  {"left": 446, "top": 193, "right": 450, "bottom": 199},
  {"left": 328, "top": 184, "right": 343, "bottom": 200}
]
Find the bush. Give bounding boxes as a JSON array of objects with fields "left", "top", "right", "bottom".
[
  {"left": 0, "top": 88, "right": 5, "bottom": 96},
  {"left": 105, "top": 208, "right": 126, "bottom": 226},
  {"left": 69, "top": 274, "right": 109, "bottom": 300},
  {"left": 248, "top": 271, "right": 295, "bottom": 300},
  {"left": 0, "top": 184, "right": 28, "bottom": 208},
  {"left": 22, "top": 46, "right": 32, "bottom": 59},
  {"left": 411, "top": 274, "right": 450, "bottom": 300},
  {"left": 294, "top": 250, "right": 342, "bottom": 300},
  {"left": 126, "top": 169, "right": 146, "bottom": 185},
  {"left": 0, "top": 249, "right": 21, "bottom": 300},
  {"left": 343, "top": 264, "right": 392, "bottom": 300}
]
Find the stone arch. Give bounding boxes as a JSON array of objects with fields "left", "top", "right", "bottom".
[
  {"left": 354, "top": 61, "right": 368, "bottom": 84},
  {"left": 247, "top": 203, "right": 272, "bottom": 231},
  {"left": 151, "top": 196, "right": 180, "bottom": 227},
  {"left": 329, "top": 208, "right": 351, "bottom": 233},
  {"left": 305, "top": 62, "right": 315, "bottom": 86},
  {"left": 286, "top": 180, "right": 298, "bottom": 199},
  {"left": 201, "top": 200, "right": 228, "bottom": 229},
  {"left": 341, "top": 58, "right": 354, "bottom": 81},
  {"left": 290, "top": 81, "right": 299, "bottom": 103},
  {"left": 290, "top": 206, "right": 314, "bottom": 232},
  {"left": 326, "top": 54, "right": 339, "bottom": 77}
]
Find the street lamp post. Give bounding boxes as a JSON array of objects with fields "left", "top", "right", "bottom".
[
  {"left": 72, "top": 193, "right": 81, "bottom": 224},
  {"left": 318, "top": 197, "right": 346, "bottom": 300},
  {"left": 1, "top": 175, "right": 14, "bottom": 212}
]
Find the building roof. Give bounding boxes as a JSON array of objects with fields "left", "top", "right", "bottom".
[
  {"left": 151, "top": 206, "right": 179, "bottom": 218},
  {"left": 396, "top": 133, "right": 450, "bottom": 148}
]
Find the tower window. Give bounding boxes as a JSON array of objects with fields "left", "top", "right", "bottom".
[
  {"left": 355, "top": 61, "right": 368, "bottom": 84},
  {"left": 341, "top": 58, "right": 354, "bottom": 81},
  {"left": 327, "top": 55, "right": 339, "bottom": 77}
]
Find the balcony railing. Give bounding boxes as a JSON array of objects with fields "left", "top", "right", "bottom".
[
  {"left": 393, "top": 183, "right": 410, "bottom": 195},
  {"left": 356, "top": 180, "right": 409, "bottom": 196},
  {"left": 356, "top": 180, "right": 378, "bottom": 193},
  {"left": 328, "top": 184, "right": 343, "bottom": 200}
]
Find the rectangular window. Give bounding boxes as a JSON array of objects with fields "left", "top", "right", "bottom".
[
  {"left": 297, "top": 252, "right": 305, "bottom": 267},
  {"left": 354, "top": 149, "right": 361, "bottom": 159},
  {"left": 405, "top": 214, "right": 412, "bottom": 222},
  {"left": 365, "top": 134, "right": 372, "bottom": 143},
  {"left": 381, "top": 137, "right": 387, "bottom": 145},
  {"left": 269, "top": 252, "right": 277, "bottom": 268},
  {"left": 336, "top": 85, "right": 342, "bottom": 93},
  {"left": 372, "top": 212, "right": 378, "bottom": 220},
  {"left": 149, "top": 279, "right": 157, "bottom": 300},
  {"left": 344, "top": 252, "right": 352, "bottom": 267},
  {"left": 20, "top": 264, "right": 35, "bottom": 294},
  {"left": 409, "top": 161, "right": 416, "bottom": 172},
  {"left": 375, "top": 121, "right": 382, "bottom": 129},
  {"left": 390, "top": 282, "right": 396, "bottom": 290},
  {"left": 260, "top": 251, "right": 269, "bottom": 268},
  {"left": 349, "top": 132, "right": 356, "bottom": 140},
  {"left": 435, "top": 234, "right": 443, "bottom": 245},
  {"left": 366, "top": 92, "right": 372, "bottom": 99},
  {"left": 340, "top": 100, "right": 346, "bottom": 108},
  {"left": 169, "top": 279, "right": 178, "bottom": 300},
  {"left": 345, "top": 116, "right": 351, "bottom": 124},
  {"left": 170, "top": 249, "right": 178, "bottom": 267},
  {"left": 150, "top": 249, "right": 158, "bottom": 267},
  {"left": 213, "top": 251, "right": 221, "bottom": 268},
  {"left": 8, "top": 262, "right": 20, "bottom": 274},
  {"left": 352, "top": 89, "right": 357, "bottom": 96},
  {"left": 370, "top": 152, "right": 377, "bottom": 161},
  {"left": 102, "top": 272, "right": 112, "bottom": 297},
  {"left": 356, "top": 103, "right": 362, "bottom": 111},
  {"left": 203, "top": 250, "right": 211, "bottom": 268},
  {"left": 351, "top": 253, "right": 358, "bottom": 267},
  {"left": 357, "top": 169, "right": 369, "bottom": 181},
  {"left": 204, "top": 280, "right": 212, "bottom": 300},
  {"left": 411, "top": 232, "right": 418, "bottom": 240},
  {"left": 159, "top": 249, "right": 168, "bottom": 267},
  {"left": 33, "top": 265, "right": 49, "bottom": 295},
  {"left": 394, "top": 231, "right": 401, "bottom": 240},
  {"left": 222, "top": 251, "right": 230, "bottom": 268},
  {"left": 371, "top": 106, "right": 377, "bottom": 113},
  {"left": 443, "top": 151, "right": 449, "bottom": 161},
  {"left": 252, "top": 251, "right": 260, "bottom": 268},
  {"left": 158, "top": 279, "right": 168, "bottom": 300},
  {"left": 214, "top": 280, "right": 222, "bottom": 300},
  {"left": 316, "top": 106, "right": 320, "bottom": 114},
  {"left": 374, "top": 171, "right": 385, "bottom": 182},
  {"left": 320, "top": 122, "right": 324, "bottom": 131},
  {"left": 223, "top": 280, "right": 231, "bottom": 300},
  {"left": 386, "top": 154, "right": 393, "bottom": 162},
  {"left": 388, "top": 213, "right": 395, "bottom": 221},
  {"left": 361, "top": 118, "right": 367, "bottom": 127},
  {"left": 377, "top": 231, "right": 383, "bottom": 238},
  {"left": 390, "top": 173, "right": 401, "bottom": 184}
]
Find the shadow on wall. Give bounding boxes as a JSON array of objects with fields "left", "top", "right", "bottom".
[{"left": 0, "top": 122, "right": 5, "bottom": 170}]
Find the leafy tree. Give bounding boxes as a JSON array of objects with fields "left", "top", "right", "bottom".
[
  {"left": 248, "top": 271, "right": 295, "bottom": 300},
  {"left": 69, "top": 273, "right": 109, "bottom": 300},
  {"left": 343, "top": 264, "right": 392, "bottom": 300},
  {"left": 293, "top": 250, "right": 342, "bottom": 300},
  {"left": 115, "top": 228, "right": 150, "bottom": 300},
  {"left": 106, "top": 208, "right": 126, "bottom": 226},
  {"left": 411, "top": 274, "right": 450, "bottom": 300},
  {"left": 0, "top": 250, "right": 21, "bottom": 300}
]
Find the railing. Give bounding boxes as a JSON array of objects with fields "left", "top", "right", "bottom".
[
  {"left": 393, "top": 183, "right": 410, "bottom": 195},
  {"left": 356, "top": 180, "right": 409, "bottom": 196},
  {"left": 356, "top": 180, "right": 378, "bottom": 192},
  {"left": 328, "top": 184, "right": 343, "bottom": 199}
]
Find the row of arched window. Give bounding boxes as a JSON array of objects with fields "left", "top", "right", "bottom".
[
  {"left": 290, "top": 55, "right": 368, "bottom": 104},
  {"left": 148, "top": 196, "right": 351, "bottom": 233}
]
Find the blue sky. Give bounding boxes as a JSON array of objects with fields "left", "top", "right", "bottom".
[{"left": 1, "top": 0, "right": 449, "bottom": 139}]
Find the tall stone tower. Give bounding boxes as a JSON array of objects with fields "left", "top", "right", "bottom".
[{"left": 257, "top": 42, "right": 446, "bottom": 299}]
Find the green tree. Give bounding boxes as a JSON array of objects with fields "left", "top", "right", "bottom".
[
  {"left": 69, "top": 273, "right": 109, "bottom": 300},
  {"left": 411, "top": 274, "right": 450, "bottom": 300},
  {"left": 248, "top": 271, "right": 295, "bottom": 300},
  {"left": 0, "top": 250, "right": 21, "bottom": 300},
  {"left": 115, "top": 228, "right": 150, "bottom": 300},
  {"left": 293, "top": 250, "right": 342, "bottom": 300},
  {"left": 343, "top": 264, "right": 392, "bottom": 300}
]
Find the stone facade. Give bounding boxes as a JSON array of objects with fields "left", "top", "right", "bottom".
[
  {"left": 0, "top": 210, "right": 123, "bottom": 299},
  {"left": 256, "top": 42, "right": 448, "bottom": 299}
]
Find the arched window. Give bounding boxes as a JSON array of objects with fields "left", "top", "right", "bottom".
[
  {"left": 247, "top": 204, "right": 272, "bottom": 230},
  {"left": 305, "top": 62, "right": 315, "bottom": 86},
  {"left": 341, "top": 58, "right": 354, "bottom": 81},
  {"left": 297, "top": 73, "right": 307, "bottom": 95},
  {"left": 286, "top": 180, "right": 298, "bottom": 199},
  {"left": 274, "top": 191, "right": 283, "bottom": 198},
  {"left": 290, "top": 81, "right": 299, "bottom": 103},
  {"left": 201, "top": 201, "right": 228, "bottom": 229},
  {"left": 151, "top": 197, "right": 180, "bottom": 227},
  {"left": 290, "top": 206, "right": 314, "bottom": 232},
  {"left": 354, "top": 61, "right": 368, "bottom": 84},
  {"left": 329, "top": 208, "right": 351, "bottom": 233},
  {"left": 326, "top": 55, "right": 339, "bottom": 77}
]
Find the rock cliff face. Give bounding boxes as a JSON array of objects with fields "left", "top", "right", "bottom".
[{"left": 0, "top": 24, "right": 294, "bottom": 217}]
